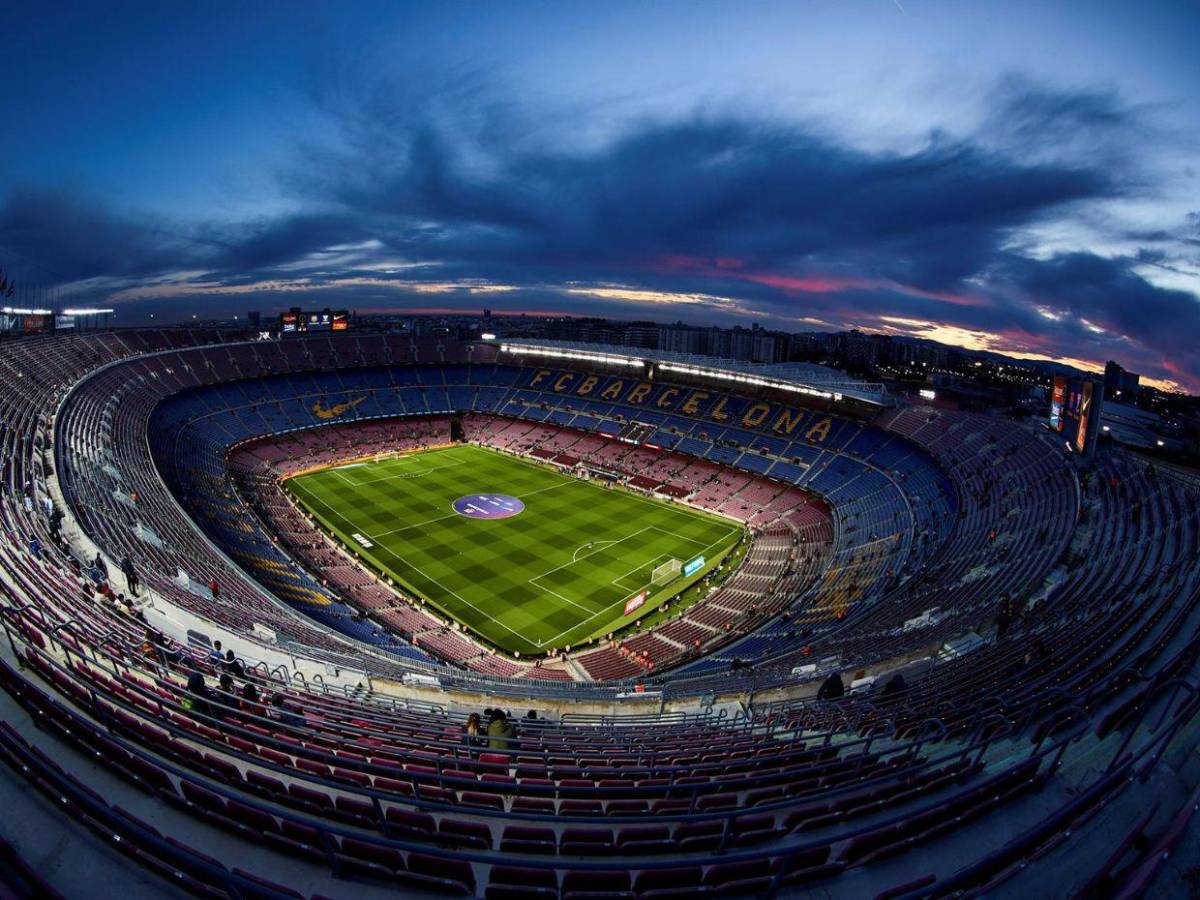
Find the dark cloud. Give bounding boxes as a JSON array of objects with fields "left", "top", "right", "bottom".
[
  {"left": 0, "top": 186, "right": 194, "bottom": 282},
  {"left": 199, "top": 213, "right": 369, "bottom": 276},
  {"left": 991, "top": 250, "right": 1200, "bottom": 378},
  {"left": 309, "top": 111, "right": 1113, "bottom": 293}
]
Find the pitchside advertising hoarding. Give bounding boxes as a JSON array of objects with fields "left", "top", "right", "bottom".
[{"left": 624, "top": 554, "right": 707, "bottom": 615}]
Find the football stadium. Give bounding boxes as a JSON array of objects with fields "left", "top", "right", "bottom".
[
  {"left": 0, "top": 325, "right": 1198, "bottom": 900},
  {"left": 4, "top": 3, "right": 1200, "bottom": 898}
]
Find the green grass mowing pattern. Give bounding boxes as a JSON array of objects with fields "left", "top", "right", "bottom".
[{"left": 285, "top": 444, "right": 744, "bottom": 658}]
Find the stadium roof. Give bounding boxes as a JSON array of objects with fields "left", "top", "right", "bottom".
[{"left": 495, "top": 338, "right": 890, "bottom": 406}]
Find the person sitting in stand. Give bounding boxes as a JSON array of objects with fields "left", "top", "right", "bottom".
[
  {"left": 184, "top": 672, "right": 214, "bottom": 721},
  {"left": 270, "top": 693, "right": 306, "bottom": 729},
  {"left": 881, "top": 672, "right": 908, "bottom": 698},
  {"left": 223, "top": 649, "right": 245, "bottom": 679},
  {"left": 817, "top": 670, "right": 845, "bottom": 701},
  {"left": 213, "top": 673, "right": 239, "bottom": 718},
  {"left": 240, "top": 683, "right": 265, "bottom": 718},
  {"left": 487, "top": 709, "right": 519, "bottom": 751},
  {"left": 464, "top": 712, "right": 484, "bottom": 746}
]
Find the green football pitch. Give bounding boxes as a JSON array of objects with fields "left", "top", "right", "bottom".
[{"left": 284, "top": 444, "right": 745, "bottom": 657}]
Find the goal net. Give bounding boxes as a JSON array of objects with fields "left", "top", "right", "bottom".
[{"left": 651, "top": 558, "right": 682, "bottom": 586}]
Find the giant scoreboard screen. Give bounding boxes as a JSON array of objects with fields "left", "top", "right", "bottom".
[
  {"left": 280, "top": 308, "right": 349, "bottom": 333},
  {"left": 1049, "top": 376, "right": 1103, "bottom": 457}
]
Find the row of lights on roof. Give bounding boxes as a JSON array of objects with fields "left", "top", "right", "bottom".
[
  {"left": 499, "top": 345, "right": 862, "bottom": 402},
  {"left": 657, "top": 362, "right": 838, "bottom": 401},
  {"left": 499, "top": 344, "right": 645, "bottom": 368}
]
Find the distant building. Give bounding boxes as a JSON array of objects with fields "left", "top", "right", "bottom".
[
  {"left": 1103, "top": 360, "right": 1140, "bottom": 401},
  {"left": 622, "top": 322, "right": 660, "bottom": 350},
  {"left": 842, "top": 330, "right": 879, "bottom": 365},
  {"left": 658, "top": 324, "right": 703, "bottom": 355}
]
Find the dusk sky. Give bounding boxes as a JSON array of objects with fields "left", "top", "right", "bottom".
[{"left": 1, "top": 1, "right": 1198, "bottom": 391}]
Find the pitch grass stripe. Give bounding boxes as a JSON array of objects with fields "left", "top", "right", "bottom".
[{"left": 288, "top": 445, "right": 744, "bottom": 657}]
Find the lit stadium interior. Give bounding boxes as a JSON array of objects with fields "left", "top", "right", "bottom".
[{"left": 2, "top": 3, "right": 1200, "bottom": 898}]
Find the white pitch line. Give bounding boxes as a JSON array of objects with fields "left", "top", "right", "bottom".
[
  {"left": 370, "top": 544, "right": 531, "bottom": 644},
  {"left": 573, "top": 540, "right": 616, "bottom": 562},
  {"left": 368, "top": 511, "right": 460, "bottom": 540},
  {"left": 516, "top": 479, "right": 578, "bottom": 500},
  {"left": 611, "top": 553, "right": 673, "bottom": 591},
  {"left": 528, "top": 526, "right": 656, "bottom": 583},
  {"left": 538, "top": 525, "right": 744, "bottom": 647},
  {"left": 344, "top": 458, "right": 468, "bottom": 486},
  {"left": 534, "top": 584, "right": 595, "bottom": 616}
]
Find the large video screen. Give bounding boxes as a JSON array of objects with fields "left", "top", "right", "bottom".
[
  {"left": 1075, "top": 381, "right": 1095, "bottom": 454},
  {"left": 0, "top": 311, "right": 54, "bottom": 334},
  {"left": 1049, "top": 376, "right": 1066, "bottom": 431},
  {"left": 281, "top": 308, "right": 348, "bottom": 333},
  {"left": 1049, "top": 376, "right": 1102, "bottom": 455}
]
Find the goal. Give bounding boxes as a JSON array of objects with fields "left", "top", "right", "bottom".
[{"left": 651, "top": 558, "right": 682, "bottom": 586}]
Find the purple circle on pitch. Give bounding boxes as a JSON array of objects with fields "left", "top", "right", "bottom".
[{"left": 453, "top": 494, "right": 525, "bottom": 519}]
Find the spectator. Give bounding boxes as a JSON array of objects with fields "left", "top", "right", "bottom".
[
  {"left": 209, "top": 640, "right": 224, "bottom": 664},
  {"left": 240, "top": 683, "right": 264, "bottom": 717},
  {"left": 120, "top": 555, "right": 139, "bottom": 596},
  {"left": 464, "top": 712, "right": 483, "bottom": 745},
  {"left": 223, "top": 649, "right": 245, "bottom": 679},
  {"left": 487, "top": 709, "right": 518, "bottom": 751},
  {"left": 142, "top": 627, "right": 179, "bottom": 666},
  {"left": 817, "top": 671, "right": 845, "bottom": 701},
  {"left": 996, "top": 598, "right": 1014, "bottom": 639},
  {"left": 93, "top": 552, "right": 108, "bottom": 580},
  {"left": 28, "top": 536, "right": 42, "bottom": 560},
  {"left": 270, "top": 694, "right": 306, "bottom": 729},
  {"left": 209, "top": 577, "right": 220, "bottom": 600},
  {"left": 183, "top": 672, "right": 213, "bottom": 720},
  {"left": 881, "top": 672, "right": 908, "bottom": 698},
  {"left": 213, "top": 673, "right": 238, "bottom": 717},
  {"left": 140, "top": 629, "right": 161, "bottom": 664}
]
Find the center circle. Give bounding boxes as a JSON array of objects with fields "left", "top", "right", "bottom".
[{"left": 453, "top": 493, "right": 525, "bottom": 519}]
